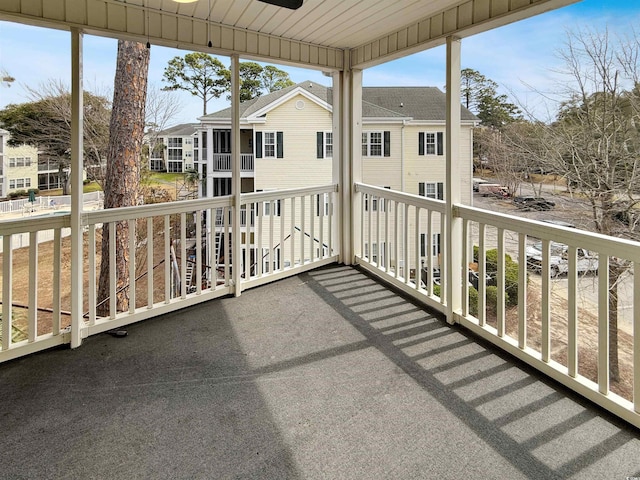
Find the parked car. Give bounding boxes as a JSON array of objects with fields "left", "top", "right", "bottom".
[
  {"left": 525, "top": 241, "right": 598, "bottom": 277},
  {"left": 513, "top": 196, "right": 555, "bottom": 211},
  {"left": 472, "top": 177, "right": 489, "bottom": 192},
  {"left": 478, "top": 183, "right": 509, "bottom": 198}
]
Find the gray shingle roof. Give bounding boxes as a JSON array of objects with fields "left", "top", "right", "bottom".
[
  {"left": 157, "top": 123, "right": 198, "bottom": 136},
  {"left": 200, "top": 81, "right": 477, "bottom": 122}
]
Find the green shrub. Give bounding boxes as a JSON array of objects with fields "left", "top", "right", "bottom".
[
  {"left": 468, "top": 286, "right": 479, "bottom": 317},
  {"left": 473, "top": 246, "right": 519, "bottom": 307},
  {"left": 432, "top": 284, "right": 441, "bottom": 298}
]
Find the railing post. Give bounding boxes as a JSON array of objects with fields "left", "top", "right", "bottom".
[
  {"left": 231, "top": 54, "right": 242, "bottom": 296},
  {"left": 69, "top": 28, "right": 84, "bottom": 347},
  {"left": 445, "top": 36, "right": 462, "bottom": 324}
]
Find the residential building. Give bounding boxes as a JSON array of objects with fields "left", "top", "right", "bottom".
[
  {"left": 148, "top": 123, "right": 199, "bottom": 173},
  {"left": 196, "top": 82, "right": 477, "bottom": 274},
  {"left": 0, "top": 128, "right": 38, "bottom": 197}
]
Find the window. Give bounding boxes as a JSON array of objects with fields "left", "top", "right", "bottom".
[
  {"left": 185, "top": 138, "right": 192, "bottom": 145},
  {"left": 418, "top": 132, "right": 444, "bottom": 156},
  {"left": 9, "top": 180, "right": 15, "bottom": 189},
  {"left": 264, "top": 132, "right": 275, "bottom": 157},
  {"left": 9, "top": 158, "right": 16, "bottom": 167},
  {"left": 316, "top": 193, "right": 329, "bottom": 216},
  {"left": 25, "top": 178, "right": 31, "bottom": 187},
  {"left": 255, "top": 131, "right": 283, "bottom": 159},
  {"left": 168, "top": 137, "right": 182, "bottom": 148},
  {"left": 363, "top": 132, "right": 381, "bottom": 156},
  {"left": 418, "top": 182, "right": 443, "bottom": 200},
  {"left": 420, "top": 234, "right": 441, "bottom": 257},
  {"left": 167, "top": 161, "right": 183, "bottom": 173},
  {"left": 193, "top": 137, "right": 199, "bottom": 148},
  {"left": 316, "top": 132, "right": 333, "bottom": 158},
  {"left": 24, "top": 157, "right": 31, "bottom": 167},
  {"left": 16, "top": 178, "right": 24, "bottom": 188},
  {"left": 263, "top": 199, "right": 281, "bottom": 216}
]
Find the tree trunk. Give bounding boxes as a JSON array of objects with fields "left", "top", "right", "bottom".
[{"left": 97, "top": 41, "right": 150, "bottom": 316}]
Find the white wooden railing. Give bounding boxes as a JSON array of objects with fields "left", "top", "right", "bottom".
[
  {"left": 213, "top": 153, "right": 254, "bottom": 172},
  {"left": 0, "top": 185, "right": 338, "bottom": 363},
  {"left": 355, "top": 182, "right": 640, "bottom": 429}
]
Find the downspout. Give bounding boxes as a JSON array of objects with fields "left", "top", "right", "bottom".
[{"left": 401, "top": 120, "right": 406, "bottom": 191}]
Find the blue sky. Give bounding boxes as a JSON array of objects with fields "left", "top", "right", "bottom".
[{"left": 1, "top": 0, "right": 639, "bottom": 124}]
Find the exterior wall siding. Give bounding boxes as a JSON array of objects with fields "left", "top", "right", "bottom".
[{"left": 254, "top": 94, "right": 333, "bottom": 191}]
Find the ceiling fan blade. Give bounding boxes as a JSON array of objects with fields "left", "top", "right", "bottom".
[{"left": 257, "top": 0, "right": 303, "bottom": 9}]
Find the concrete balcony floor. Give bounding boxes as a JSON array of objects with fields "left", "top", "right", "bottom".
[{"left": 1, "top": 265, "right": 639, "bottom": 479}]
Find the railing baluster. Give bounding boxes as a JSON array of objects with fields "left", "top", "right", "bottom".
[
  {"left": 257, "top": 203, "right": 263, "bottom": 277},
  {"left": 88, "top": 225, "right": 96, "bottom": 324},
  {"left": 224, "top": 207, "right": 230, "bottom": 284},
  {"left": 404, "top": 203, "right": 409, "bottom": 284},
  {"left": 244, "top": 203, "right": 250, "bottom": 279},
  {"left": 109, "top": 222, "right": 116, "bottom": 319},
  {"left": 462, "top": 219, "right": 469, "bottom": 316},
  {"left": 567, "top": 246, "right": 578, "bottom": 377},
  {"left": 147, "top": 218, "right": 153, "bottom": 307},
  {"left": 180, "top": 212, "right": 187, "bottom": 299},
  {"left": 280, "top": 200, "right": 285, "bottom": 269},
  {"left": 28, "top": 232, "right": 38, "bottom": 341},
  {"left": 427, "top": 210, "right": 433, "bottom": 294},
  {"left": 497, "top": 227, "right": 505, "bottom": 337},
  {"left": 269, "top": 200, "right": 276, "bottom": 268},
  {"left": 327, "top": 192, "right": 332, "bottom": 258},
  {"left": 478, "top": 223, "right": 486, "bottom": 326},
  {"left": 310, "top": 194, "right": 315, "bottom": 262},
  {"left": 2, "top": 235, "right": 12, "bottom": 350},
  {"left": 319, "top": 194, "right": 324, "bottom": 259},
  {"left": 368, "top": 194, "right": 372, "bottom": 263},
  {"left": 384, "top": 198, "right": 390, "bottom": 272},
  {"left": 598, "top": 254, "right": 610, "bottom": 394},
  {"left": 541, "top": 239, "right": 551, "bottom": 362},
  {"left": 129, "top": 219, "right": 136, "bottom": 314},
  {"left": 517, "top": 232, "right": 527, "bottom": 349},
  {"left": 290, "top": 197, "right": 296, "bottom": 268},
  {"left": 414, "top": 206, "right": 420, "bottom": 290},
  {"left": 53, "top": 228, "right": 62, "bottom": 333},
  {"left": 196, "top": 210, "right": 202, "bottom": 294},
  {"left": 440, "top": 214, "right": 446, "bottom": 305},
  {"left": 164, "top": 215, "right": 170, "bottom": 304},
  {"left": 394, "top": 201, "right": 399, "bottom": 280},
  {"left": 376, "top": 195, "right": 381, "bottom": 267},
  {"left": 300, "top": 196, "right": 306, "bottom": 265}
]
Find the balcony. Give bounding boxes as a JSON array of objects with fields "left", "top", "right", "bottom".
[
  {"left": 212, "top": 153, "right": 254, "bottom": 173},
  {"left": 1, "top": 260, "right": 639, "bottom": 477},
  {"left": 2, "top": 183, "right": 640, "bottom": 434}
]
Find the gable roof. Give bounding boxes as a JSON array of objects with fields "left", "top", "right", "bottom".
[
  {"left": 200, "top": 81, "right": 477, "bottom": 123},
  {"left": 156, "top": 123, "right": 198, "bottom": 137}
]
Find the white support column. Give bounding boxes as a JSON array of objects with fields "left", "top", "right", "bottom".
[
  {"left": 332, "top": 72, "right": 343, "bottom": 262},
  {"left": 336, "top": 52, "right": 362, "bottom": 265},
  {"left": 231, "top": 54, "right": 242, "bottom": 296},
  {"left": 70, "top": 28, "right": 84, "bottom": 347},
  {"left": 445, "top": 36, "right": 462, "bottom": 324}
]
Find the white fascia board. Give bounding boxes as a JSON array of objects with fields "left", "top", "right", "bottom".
[
  {"left": 246, "top": 87, "right": 332, "bottom": 121},
  {"left": 406, "top": 120, "right": 477, "bottom": 126},
  {"left": 362, "top": 117, "right": 411, "bottom": 125}
]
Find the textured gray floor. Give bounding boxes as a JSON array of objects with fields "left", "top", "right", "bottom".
[{"left": 1, "top": 265, "right": 639, "bottom": 479}]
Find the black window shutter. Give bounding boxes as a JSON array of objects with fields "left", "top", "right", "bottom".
[
  {"left": 437, "top": 132, "right": 443, "bottom": 156},
  {"left": 255, "top": 132, "right": 263, "bottom": 158},
  {"left": 317, "top": 132, "right": 324, "bottom": 159},
  {"left": 384, "top": 131, "right": 390, "bottom": 157},
  {"left": 418, "top": 132, "right": 425, "bottom": 156},
  {"left": 437, "top": 182, "right": 444, "bottom": 200},
  {"left": 276, "top": 131, "right": 284, "bottom": 158},
  {"left": 418, "top": 182, "right": 425, "bottom": 197}
]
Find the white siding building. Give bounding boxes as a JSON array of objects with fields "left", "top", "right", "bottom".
[{"left": 194, "top": 82, "right": 477, "bottom": 276}]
